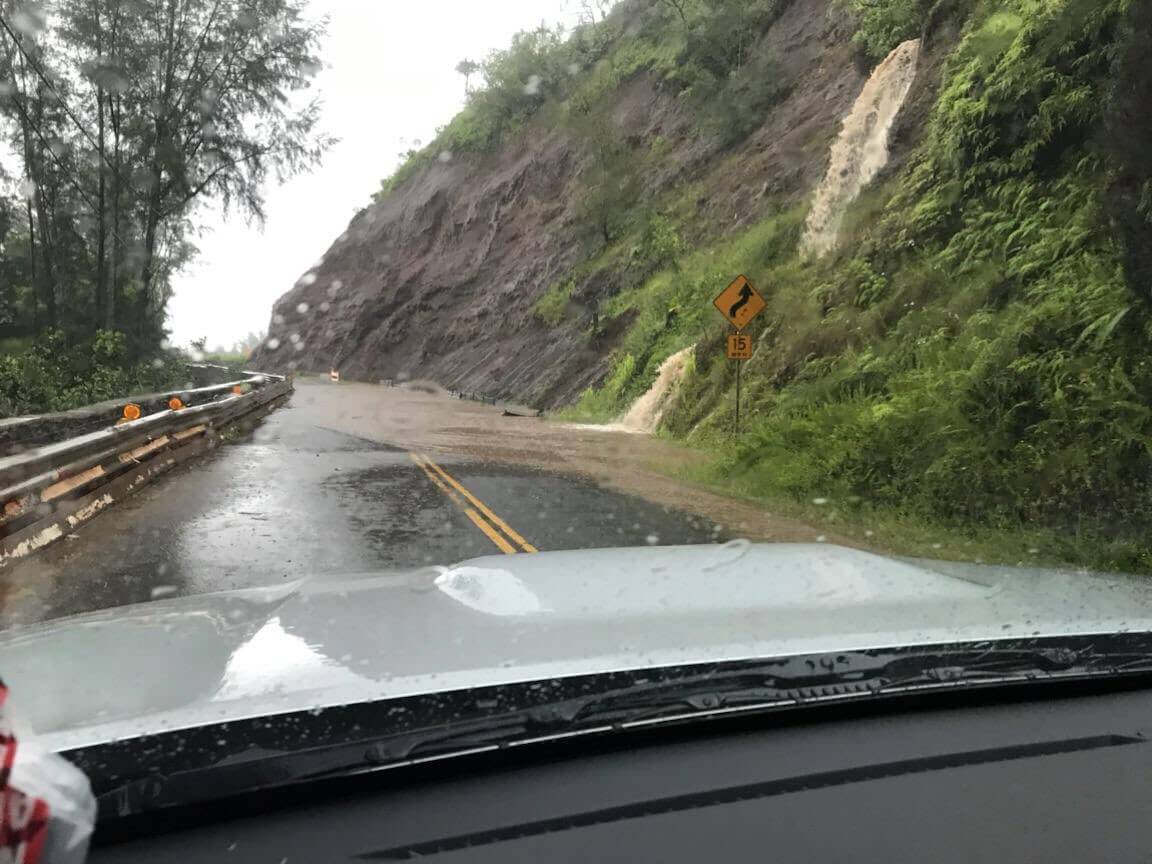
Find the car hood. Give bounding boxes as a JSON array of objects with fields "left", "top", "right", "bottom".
[{"left": 3, "top": 542, "right": 1152, "bottom": 752}]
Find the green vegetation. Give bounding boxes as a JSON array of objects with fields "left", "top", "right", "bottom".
[
  {"left": 374, "top": 0, "right": 797, "bottom": 204},
  {"left": 561, "top": 0, "right": 1152, "bottom": 572},
  {"left": 535, "top": 280, "right": 575, "bottom": 326},
  {"left": 838, "top": 0, "right": 936, "bottom": 61},
  {"left": 362, "top": 0, "right": 1152, "bottom": 571},
  {"left": 0, "top": 329, "right": 186, "bottom": 416},
  {"left": 0, "top": 0, "right": 329, "bottom": 416}
]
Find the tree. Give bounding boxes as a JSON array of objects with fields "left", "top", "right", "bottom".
[
  {"left": 574, "top": 0, "right": 613, "bottom": 25},
  {"left": 568, "top": 103, "right": 641, "bottom": 248},
  {"left": 0, "top": 0, "right": 333, "bottom": 356},
  {"left": 658, "top": 0, "right": 693, "bottom": 23},
  {"left": 455, "top": 58, "right": 479, "bottom": 95}
]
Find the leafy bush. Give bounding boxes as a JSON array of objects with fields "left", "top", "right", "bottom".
[
  {"left": 840, "top": 0, "right": 936, "bottom": 62},
  {"left": 0, "top": 330, "right": 188, "bottom": 417},
  {"left": 535, "top": 280, "right": 576, "bottom": 325}
]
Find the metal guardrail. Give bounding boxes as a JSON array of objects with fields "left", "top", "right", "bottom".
[
  {"left": 0, "top": 370, "right": 279, "bottom": 454},
  {"left": 0, "top": 373, "right": 293, "bottom": 567}
]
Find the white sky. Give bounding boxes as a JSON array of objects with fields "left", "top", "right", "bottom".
[{"left": 167, "top": 0, "right": 580, "bottom": 349}]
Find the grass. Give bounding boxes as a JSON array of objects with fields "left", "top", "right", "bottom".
[
  {"left": 670, "top": 437, "right": 1152, "bottom": 575},
  {"left": 202, "top": 351, "right": 250, "bottom": 366}
]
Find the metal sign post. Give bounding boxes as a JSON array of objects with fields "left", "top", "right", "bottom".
[
  {"left": 727, "top": 332, "right": 752, "bottom": 435},
  {"left": 736, "top": 351, "right": 742, "bottom": 436}
]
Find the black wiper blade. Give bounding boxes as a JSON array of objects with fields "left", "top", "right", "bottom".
[
  {"left": 90, "top": 634, "right": 1152, "bottom": 820},
  {"left": 288, "top": 644, "right": 1152, "bottom": 780}
]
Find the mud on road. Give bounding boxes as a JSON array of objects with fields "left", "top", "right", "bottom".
[{"left": 293, "top": 378, "right": 826, "bottom": 545}]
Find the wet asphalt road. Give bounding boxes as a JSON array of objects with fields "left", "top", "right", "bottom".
[{"left": 0, "top": 386, "right": 730, "bottom": 627}]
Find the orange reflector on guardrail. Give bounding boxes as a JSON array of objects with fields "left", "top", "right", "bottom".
[
  {"left": 168, "top": 397, "right": 184, "bottom": 410},
  {"left": 330, "top": 370, "right": 340, "bottom": 383},
  {"left": 123, "top": 404, "right": 142, "bottom": 421},
  {"left": 232, "top": 385, "right": 244, "bottom": 395}
]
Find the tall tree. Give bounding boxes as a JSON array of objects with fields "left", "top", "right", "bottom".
[
  {"left": 0, "top": 0, "right": 331, "bottom": 352},
  {"left": 455, "top": 58, "right": 478, "bottom": 95}
]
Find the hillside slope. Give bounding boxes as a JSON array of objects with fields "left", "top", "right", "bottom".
[
  {"left": 256, "top": 0, "right": 1152, "bottom": 570},
  {"left": 252, "top": 0, "right": 862, "bottom": 405}
]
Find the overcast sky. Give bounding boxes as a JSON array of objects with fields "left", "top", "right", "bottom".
[{"left": 167, "top": 0, "right": 579, "bottom": 350}]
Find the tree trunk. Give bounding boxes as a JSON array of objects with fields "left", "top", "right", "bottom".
[
  {"left": 106, "top": 92, "right": 121, "bottom": 331},
  {"left": 136, "top": 173, "right": 163, "bottom": 341},
  {"left": 25, "top": 198, "right": 38, "bottom": 333},
  {"left": 29, "top": 98, "right": 56, "bottom": 331},
  {"left": 135, "top": 0, "right": 180, "bottom": 344},
  {"left": 94, "top": 2, "right": 108, "bottom": 331}
]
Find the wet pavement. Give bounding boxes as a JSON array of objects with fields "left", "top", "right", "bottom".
[{"left": 0, "top": 379, "right": 798, "bottom": 627}]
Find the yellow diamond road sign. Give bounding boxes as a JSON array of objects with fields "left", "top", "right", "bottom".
[{"left": 714, "top": 275, "right": 766, "bottom": 330}]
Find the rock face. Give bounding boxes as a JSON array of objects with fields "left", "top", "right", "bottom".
[{"left": 252, "top": 0, "right": 864, "bottom": 408}]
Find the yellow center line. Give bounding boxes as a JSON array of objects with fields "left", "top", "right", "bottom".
[
  {"left": 409, "top": 454, "right": 520, "bottom": 555},
  {"left": 462, "top": 509, "right": 518, "bottom": 555},
  {"left": 410, "top": 454, "right": 465, "bottom": 507},
  {"left": 420, "top": 454, "right": 539, "bottom": 554}
]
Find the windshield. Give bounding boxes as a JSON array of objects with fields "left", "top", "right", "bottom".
[{"left": 0, "top": 0, "right": 1151, "bottom": 788}]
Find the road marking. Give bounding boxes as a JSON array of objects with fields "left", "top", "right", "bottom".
[
  {"left": 463, "top": 509, "right": 517, "bottom": 555},
  {"left": 419, "top": 455, "right": 539, "bottom": 554},
  {"left": 409, "top": 454, "right": 521, "bottom": 555},
  {"left": 410, "top": 453, "right": 539, "bottom": 555}
]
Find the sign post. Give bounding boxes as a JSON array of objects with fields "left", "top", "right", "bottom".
[{"left": 714, "top": 276, "right": 766, "bottom": 436}]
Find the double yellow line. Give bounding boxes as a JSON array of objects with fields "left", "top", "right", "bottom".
[{"left": 410, "top": 453, "right": 538, "bottom": 555}]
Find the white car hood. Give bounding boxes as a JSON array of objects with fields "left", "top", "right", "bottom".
[{"left": 2, "top": 542, "right": 1152, "bottom": 752}]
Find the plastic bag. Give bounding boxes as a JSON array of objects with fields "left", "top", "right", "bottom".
[{"left": 0, "top": 680, "right": 95, "bottom": 864}]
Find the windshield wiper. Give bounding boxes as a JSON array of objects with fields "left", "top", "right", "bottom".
[
  {"left": 292, "top": 641, "right": 1152, "bottom": 781},
  {"left": 91, "top": 635, "right": 1152, "bottom": 818}
]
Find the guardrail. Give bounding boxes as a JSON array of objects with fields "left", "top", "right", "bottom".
[
  {"left": 0, "top": 373, "right": 293, "bottom": 567},
  {"left": 0, "top": 370, "right": 271, "bottom": 456}
]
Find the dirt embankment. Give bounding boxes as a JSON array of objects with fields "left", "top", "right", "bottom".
[{"left": 252, "top": 0, "right": 861, "bottom": 409}]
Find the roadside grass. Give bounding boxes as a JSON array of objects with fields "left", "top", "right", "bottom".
[
  {"left": 665, "top": 433, "right": 1152, "bottom": 576},
  {"left": 202, "top": 352, "right": 249, "bottom": 366}
]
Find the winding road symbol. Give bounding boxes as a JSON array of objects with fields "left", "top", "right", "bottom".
[
  {"left": 729, "top": 284, "right": 755, "bottom": 320},
  {"left": 713, "top": 275, "right": 766, "bottom": 330}
]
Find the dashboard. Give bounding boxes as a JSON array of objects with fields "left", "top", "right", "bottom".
[{"left": 90, "top": 684, "right": 1152, "bottom": 862}]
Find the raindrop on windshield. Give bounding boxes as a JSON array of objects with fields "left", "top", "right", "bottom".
[
  {"left": 296, "top": 302, "right": 310, "bottom": 314},
  {"left": 523, "top": 74, "right": 542, "bottom": 95},
  {"left": 645, "top": 533, "right": 660, "bottom": 546},
  {"left": 812, "top": 497, "right": 829, "bottom": 506},
  {"left": 18, "top": 179, "right": 36, "bottom": 199},
  {"left": 265, "top": 337, "right": 281, "bottom": 351},
  {"left": 438, "top": 150, "right": 453, "bottom": 163},
  {"left": 300, "top": 272, "right": 318, "bottom": 286}
]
